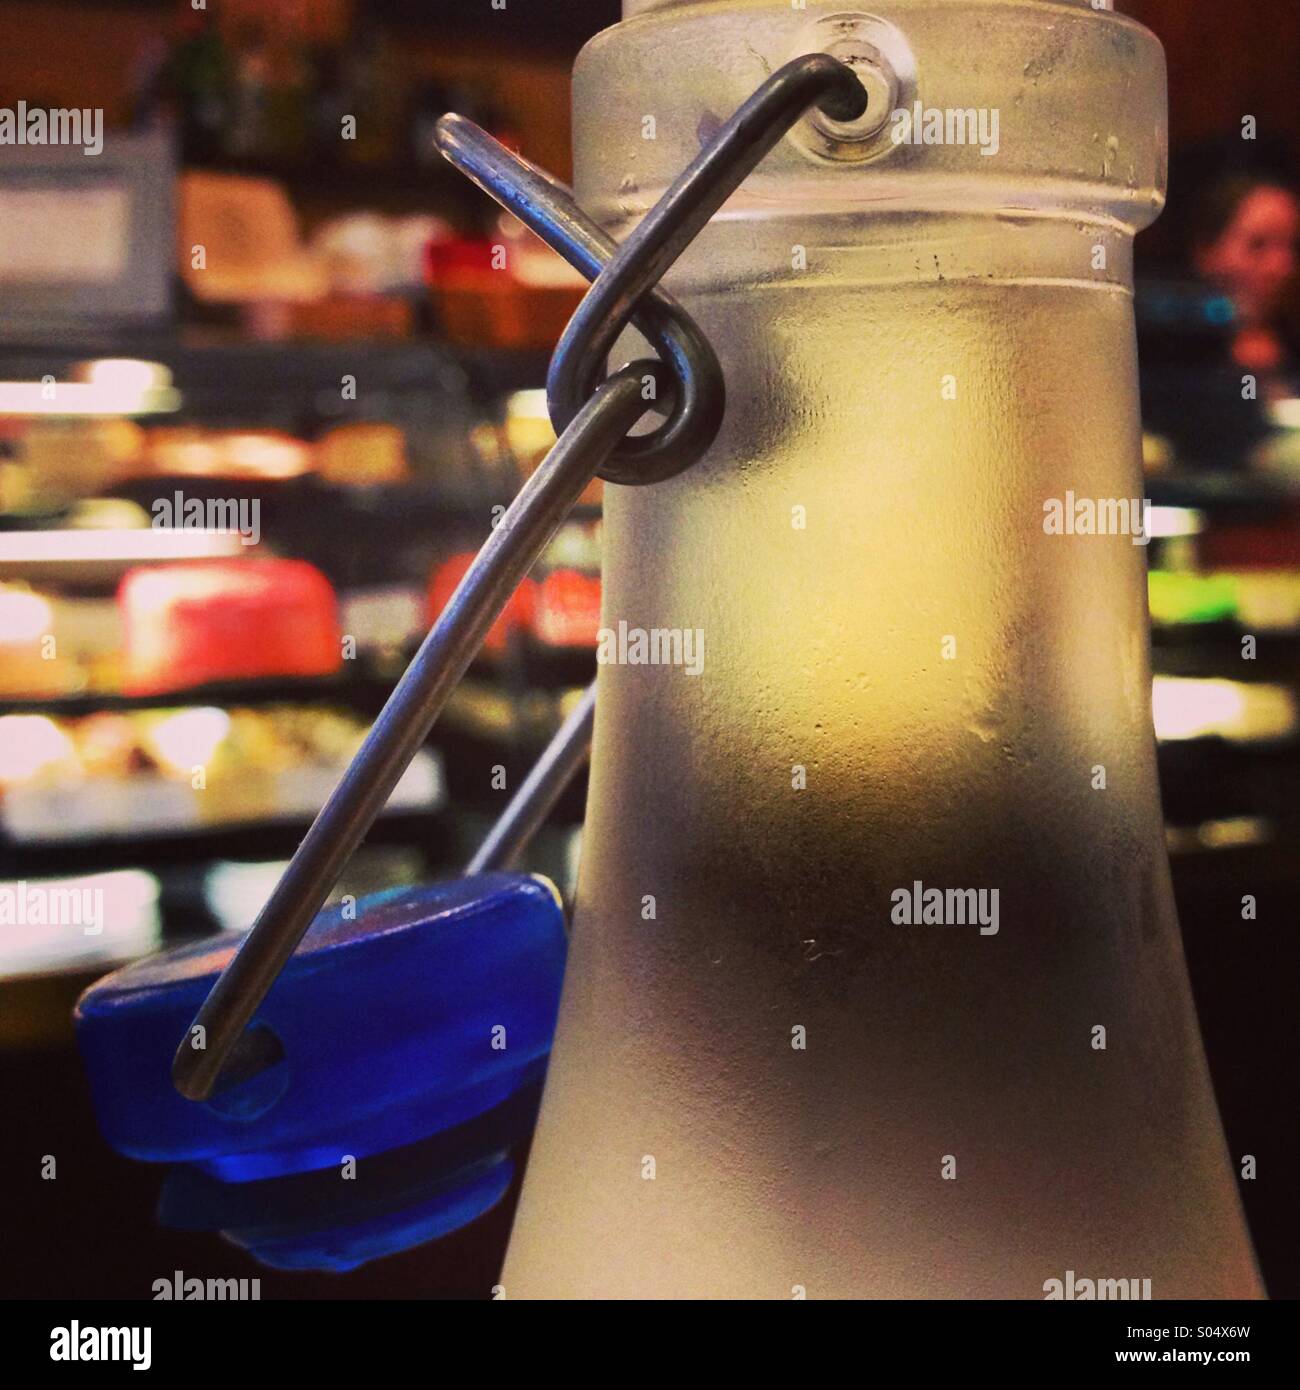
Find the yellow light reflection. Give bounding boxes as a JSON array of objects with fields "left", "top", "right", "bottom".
[
  {"left": 1152, "top": 677, "right": 1296, "bottom": 743},
  {"left": 145, "top": 707, "right": 232, "bottom": 778}
]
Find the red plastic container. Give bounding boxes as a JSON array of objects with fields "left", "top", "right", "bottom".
[{"left": 119, "top": 559, "right": 342, "bottom": 695}]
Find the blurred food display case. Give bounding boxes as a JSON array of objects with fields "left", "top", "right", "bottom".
[{"left": 0, "top": 333, "right": 598, "bottom": 1005}]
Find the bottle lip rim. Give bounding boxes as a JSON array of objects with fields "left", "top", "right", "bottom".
[
  {"left": 623, "top": 0, "right": 1124, "bottom": 14},
  {"left": 577, "top": 1, "right": 1167, "bottom": 235}
]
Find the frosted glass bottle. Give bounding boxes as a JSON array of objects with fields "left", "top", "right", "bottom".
[{"left": 502, "top": 0, "right": 1265, "bottom": 1298}]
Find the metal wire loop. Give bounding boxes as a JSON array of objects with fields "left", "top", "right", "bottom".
[
  {"left": 433, "top": 116, "right": 722, "bottom": 486},
  {"left": 437, "top": 52, "right": 866, "bottom": 483}
]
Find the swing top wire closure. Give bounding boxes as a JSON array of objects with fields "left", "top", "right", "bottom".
[{"left": 171, "top": 53, "right": 868, "bottom": 1103}]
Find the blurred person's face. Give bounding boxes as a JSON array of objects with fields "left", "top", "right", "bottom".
[{"left": 1195, "top": 185, "right": 1300, "bottom": 323}]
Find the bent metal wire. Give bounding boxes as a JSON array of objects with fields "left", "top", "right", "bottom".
[
  {"left": 170, "top": 53, "right": 869, "bottom": 1103},
  {"left": 466, "top": 682, "right": 598, "bottom": 878}
]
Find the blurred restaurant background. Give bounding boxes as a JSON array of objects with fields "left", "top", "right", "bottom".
[{"left": 1, "top": 0, "right": 1298, "bottom": 1297}]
